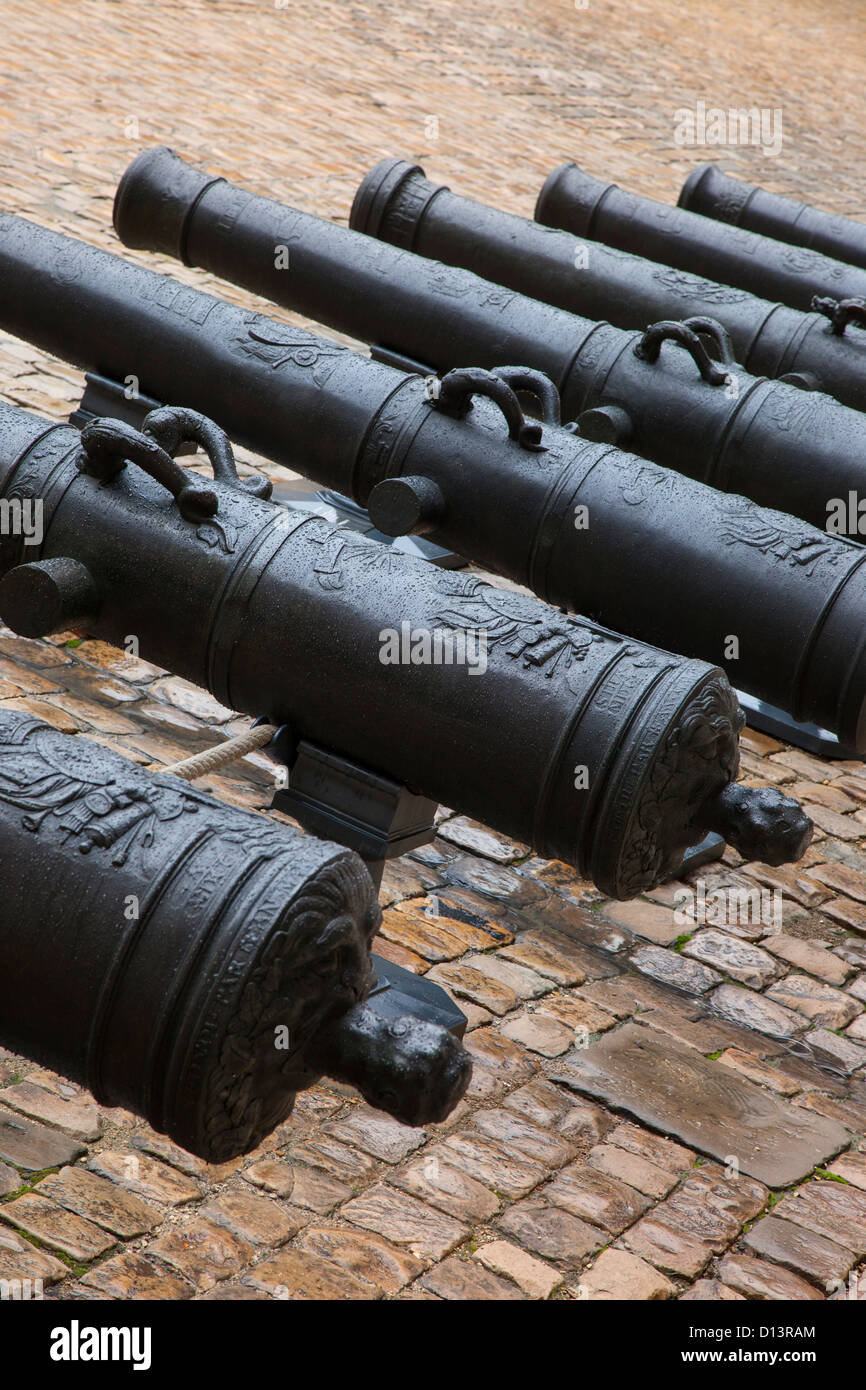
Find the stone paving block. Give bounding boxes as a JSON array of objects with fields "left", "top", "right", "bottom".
[
  {"left": 145, "top": 1217, "right": 255, "bottom": 1293},
  {"left": 0, "top": 1105, "right": 85, "bottom": 1171},
  {"left": 37, "top": 1166, "right": 161, "bottom": 1238},
  {"left": 474, "top": 1239, "right": 562, "bottom": 1298},
  {"left": 826, "top": 1151, "right": 866, "bottom": 1189},
  {"left": 81, "top": 1251, "right": 194, "bottom": 1301},
  {"left": 682, "top": 931, "right": 780, "bottom": 988},
  {"left": 804, "top": 1028, "right": 866, "bottom": 1074},
  {"left": 325, "top": 1104, "right": 426, "bottom": 1164},
  {"left": 716, "top": 1048, "right": 801, "bottom": 1096},
  {"left": 809, "top": 860, "right": 866, "bottom": 903},
  {"left": 598, "top": 899, "right": 682, "bottom": 945},
  {"left": 709, "top": 983, "right": 808, "bottom": 1038},
  {"left": 774, "top": 1178, "right": 866, "bottom": 1254},
  {"left": 436, "top": 817, "right": 529, "bottom": 863},
  {"left": 425, "top": 961, "right": 518, "bottom": 1015},
  {"left": 545, "top": 1161, "right": 650, "bottom": 1235},
  {"left": 299, "top": 1225, "right": 425, "bottom": 1293},
  {"left": 500, "top": 1012, "right": 574, "bottom": 1056},
  {"left": 554, "top": 1023, "right": 848, "bottom": 1186},
  {"left": 497, "top": 933, "right": 587, "bottom": 986},
  {"left": 765, "top": 934, "right": 852, "bottom": 985},
  {"left": 621, "top": 1214, "right": 715, "bottom": 1279},
  {"left": 198, "top": 1188, "right": 304, "bottom": 1247},
  {"left": 578, "top": 1248, "right": 676, "bottom": 1301},
  {"left": 0, "top": 1160, "right": 20, "bottom": 1196},
  {"left": 130, "top": 1131, "right": 242, "bottom": 1183},
  {"left": 822, "top": 898, "right": 866, "bottom": 934},
  {"left": 679, "top": 1279, "right": 746, "bottom": 1300},
  {"left": 246, "top": 1248, "right": 377, "bottom": 1300},
  {"left": 87, "top": 1149, "right": 203, "bottom": 1206},
  {"left": 470, "top": 1107, "right": 576, "bottom": 1168},
  {"left": 463, "top": 1028, "right": 537, "bottom": 1098},
  {"left": 496, "top": 1195, "right": 605, "bottom": 1266},
  {"left": 743, "top": 1214, "right": 855, "bottom": 1290},
  {"left": 765, "top": 974, "right": 862, "bottom": 1029},
  {"left": 342, "top": 1183, "right": 468, "bottom": 1262},
  {"left": 286, "top": 1134, "right": 381, "bottom": 1184},
  {"left": 440, "top": 1131, "right": 547, "bottom": 1198},
  {"left": 419, "top": 1254, "right": 526, "bottom": 1300},
  {"left": 605, "top": 1122, "right": 695, "bottom": 1175},
  {"left": 630, "top": 943, "right": 722, "bottom": 992},
  {"left": 468, "top": 952, "right": 553, "bottom": 1000},
  {"left": 0, "top": 1226, "right": 68, "bottom": 1287},
  {"left": 717, "top": 1253, "right": 825, "bottom": 1300},
  {"left": 587, "top": 1144, "right": 677, "bottom": 1199},
  {"left": 0, "top": 1081, "right": 101, "bottom": 1140},
  {"left": 392, "top": 1151, "right": 500, "bottom": 1222}
]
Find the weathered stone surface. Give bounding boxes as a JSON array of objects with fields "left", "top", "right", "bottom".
[
  {"left": 500, "top": 1012, "right": 574, "bottom": 1056},
  {"left": 765, "top": 974, "right": 862, "bottom": 1029},
  {"left": 605, "top": 1123, "right": 695, "bottom": 1175},
  {"left": 717, "top": 1253, "right": 824, "bottom": 1300},
  {"left": 82, "top": 1251, "right": 194, "bottom": 1300},
  {"left": 462, "top": 1029, "right": 537, "bottom": 1099},
  {"left": 536, "top": 993, "right": 617, "bottom": 1034},
  {"left": 822, "top": 897, "right": 866, "bottom": 934},
  {"left": 498, "top": 932, "right": 587, "bottom": 986},
  {"left": 809, "top": 860, "right": 866, "bottom": 902},
  {"left": 246, "top": 1248, "right": 377, "bottom": 1300},
  {"left": 463, "top": 952, "right": 553, "bottom": 1000},
  {"left": 145, "top": 1217, "right": 255, "bottom": 1292},
  {"left": 659, "top": 1165, "right": 767, "bottom": 1252},
  {"left": 325, "top": 1105, "right": 426, "bottom": 1163},
  {"left": 845, "top": 1013, "right": 866, "bottom": 1042},
  {"left": 242, "top": 1158, "right": 296, "bottom": 1199},
  {"left": 630, "top": 943, "right": 721, "bottom": 992},
  {"left": 0, "top": 1162, "right": 20, "bottom": 1196},
  {"left": 420, "top": 1254, "right": 525, "bottom": 1300},
  {"left": 804, "top": 1028, "right": 866, "bottom": 1074},
  {"left": 765, "top": 934, "right": 852, "bottom": 985},
  {"left": 716, "top": 1048, "right": 801, "bottom": 1096},
  {"left": 578, "top": 1248, "right": 675, "bottom": 1301},
  {"left": 598, "top": 900, "right": 682, "bottom": 945},
  {"left": 470, "top": 1108, "right": 575, "bottom": 1168},
  {"left": 680, "top": 1279, "right": 746, "bottom": 1300},
  {"left": 0, "top": 1225, "right": 68, "bottom": 1286},
  {"left": 392, "top": 1152, "right": 500, "bottom": 1223},
  {"left": 436, "top": 817, "right": 529, "bottom": 863},
  {"left": 621, "top": 1214, "right": 714, "bottom": 1278},
  {"left": 475, "top": 1239, "right": 562, "bottom": 1298},
  {"left": 299, "top": 1225, "right": 425, "bottom": 1293},
  {"left": 287, "top": 1135, "right": 380, "bottom": 1184},
  {"left": 826, "top": 1151, "right": 866, "bottom": 1189},
  {"left": 544, "top": 1162, "right": 650, "bottom": 1235},
  {"left": 682, "top": 931, "right": 779, "bottom": 988},
  {"left": 342, "top": 1184, "right": 468, "bottom": 1261},
  {"left": 775, "top": 1178, "right": 866, "bottom": 1254},
  {"left": 38, "top": 1166, "right": 160, "bottom": 1238},
  {"left": 0, "top": 1081, "right": 101, "bottom": 1140},
  {"left": 199, "top": 1189, "right": 304, "bottom": 1247},
  {"left": 130, "top": 1131, "right": 241, "bottom": 1183},
  {"left": 283, "top": 1166, "right": 352, "bottom": 1214},
  {"left": 426, "top": 961, "right": 518, "bottom": 1015},
  {"left": 553, "top": 1023, "right": 848, "bottom": 1185},
  {"left": 88, "top": 1150, "right": 203, "bottom": 1206},
  {"left": 497, "top": 1195, "right": 604, "bottom": 1265},
  {"left": 744, "top": 1215, "right": 854, "bottom": 1290},
  {"left": 709, "top": 983, "right": 807, "bottom": 1038},
  {"left": 439, "top": 1131, "right": 546, "bottom": 1197},
  {"left": 0, "top": 1105, "right": 85, "bottom": 1171},
  {"left": 587, "top": 1144, "right": 677, "bottom": 1199}
]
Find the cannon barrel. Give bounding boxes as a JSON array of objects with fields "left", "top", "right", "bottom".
[
  {"left": 680, "top": 164, "right": 866, "bottom": 276},
  {"left": 0, "top": 398, "right": 813, "bottom": 896},
  {"left": 0, "top": 709, "right": 473, "bottom": 1161},
  {"left": 349, "top": 157, "right": 866, "bottom": 417},
  {"left": 113, "top": 148, "right": 866, "bottom": 540},
  {"left": 535, "top": 161, "right": 866, "bottom": 316},
  {"left": 0, "top": 209, "right": 865, "bottom": 751}
]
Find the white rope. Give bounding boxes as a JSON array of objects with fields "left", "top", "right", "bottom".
[{"left": 156, "top": 723, "right": 279, "bottom": 782}]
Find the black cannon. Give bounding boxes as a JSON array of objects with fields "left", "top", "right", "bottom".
[
  {"left": 535, "top": 161, "right": 866, "bottom": 317},
  {"left": 0, "top": 208, "right": 865, "bottom": 751},
  {"left": 0, "top": 398, "right": 812, "bottom": 895},
  {"left": 680, "top": 164, "right": 866, "bottom": 275},
  {"left": 113, "top": 148, "right": 866, "bottom": 542},
  {"left": 0, "top": 709, "right": 473, "bottom": 1161},
  {"left": 349, "top": 157, "right": 866, "bottom": 417}
]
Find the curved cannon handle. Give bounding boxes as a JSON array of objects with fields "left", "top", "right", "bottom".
[
  {"left": 633, "top": 320, "right": 731, "bottom": 385},
  {"left": 488, "top": 365, "right": 562, "bottom": 426},
  {"left": 425, "top": 367, "right": 547, "bottom": 450},
  {"left": 78, "top": 409, "right": 273, "bottom": 523},
  {"left": 679, "top": 316, "right": 737, "bottom": 367},
  {"left": 811, "top": 295, "right": 866, "bottom": 337},
  {"left": 143, "top": 406, "right": 273, "bottom": 500},
  {"left": 307, "top": 1004, "right": 472, "bottom": 1127},
  {"left": 78, "top": 417, "right": 219, "bottom": 523}
]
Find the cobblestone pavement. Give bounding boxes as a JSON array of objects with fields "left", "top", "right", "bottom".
[{"left": 1, "top": 0, "right": 866, "bottom": 1302}]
